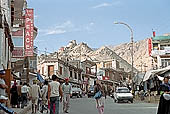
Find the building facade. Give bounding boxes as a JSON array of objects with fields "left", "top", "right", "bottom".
[
  {"left": 151, "top": 35, "right": 170, "bottom": 69},
  {"left": 0, "top": 0, "right": 14, "bottom": 70},
  {"left": 38, "top": 57, "right": 83, "bottom": 84},
  {"left": 10, "top": 0, "right": 38, "bottom": 83}
]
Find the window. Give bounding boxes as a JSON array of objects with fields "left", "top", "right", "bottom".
[
  {"left": 161, "top": 59, "right": 170, "bottom": 68},
  {"left": 86, "top": 67, "right": 91, "bottom": 74},
  {"left": 48, "top": 65, "right": 54, "bottom": 76},
  {"left": 59, "top": 66, "right": 63, "bottom": 75},
  {"left": 74, "top": 72, "right": 77, "bottom": 79},
  {"left": 70, "top": 70, "right": 72, "bottom": 77},
  {"left": 12, "top": 37, "right": 23, "bottom": 47},
  {"left": 78, "top": 73, "right": 81, "bottom": 80}
]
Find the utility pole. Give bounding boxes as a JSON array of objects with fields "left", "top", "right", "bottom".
[
  {"left": 114, "top": 21, "right": 135, "bottom": 95},
  {"left": 24, "top": 56, "right": 29, "bottom": 83}
]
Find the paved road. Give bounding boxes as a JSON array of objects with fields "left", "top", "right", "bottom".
[{"left": 27, "top": 97, "right": 158, "bottom": 114}]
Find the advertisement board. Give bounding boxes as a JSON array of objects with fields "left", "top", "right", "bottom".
[{"left": 25, "top": 9, "right": 34, "bottom": 56}]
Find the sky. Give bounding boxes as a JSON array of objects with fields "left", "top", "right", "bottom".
[{"left": 28, "top": 0, "right": 170, "bottom": 54}]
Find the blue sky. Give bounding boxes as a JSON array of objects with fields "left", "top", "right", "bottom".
[{"left": 28, "top": 0, "right": 170, "bottom": 54}]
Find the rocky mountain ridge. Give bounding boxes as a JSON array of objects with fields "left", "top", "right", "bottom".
[
  {"left": 38, "top": 39, "right": 152, "bottom": 72},
  {"left": 109, "top": 39, "right": 153, "bottom": 72}
]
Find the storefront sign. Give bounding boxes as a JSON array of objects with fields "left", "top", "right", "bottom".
[
  {"left": 148, "top": 38, "right": 152, "bottom": 56},
  {"left": 12, "top": 29, "right": 23, "bottom": 36},
  {"left": 102, "top": 76, "right": 109, "bottom": 80},
  {"left": 12, "top": 47, "right": 24, "bottom": 58},
  {"left": 25, "top": 9, "right": 34, "bottom": 56}
]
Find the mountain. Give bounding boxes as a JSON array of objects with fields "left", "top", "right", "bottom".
[
  {"left": 89, "top": 46, "right": 138, "bottom": 72},
  {"left": 38, "top": 40, "right": 140, "bottom": 73},
  {"left": 109, "top": 39, "right": 153, "bottom": 72}
]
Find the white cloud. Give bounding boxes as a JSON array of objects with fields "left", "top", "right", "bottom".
[
  {"left": 92, "top": 1, "right": 122, "bottom": 9},
  {"left": 54, "top": 20, "right": 74, "bottom": 29},
  {"left": 39, "top": 20, "right": 74, "bottom": 36},
  {"left": 92, "top": 3, "right": 112, "bottom": 9},
  {"left": 39, "top": 21, "right": 95, "bottom": 36},
  {"left": 46, "top": 29, "right": 66, "bottom": 35}
]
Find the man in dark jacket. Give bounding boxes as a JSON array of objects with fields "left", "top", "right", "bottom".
[{"left": 157, "top": 76, "right": 170, "bottom": 114}]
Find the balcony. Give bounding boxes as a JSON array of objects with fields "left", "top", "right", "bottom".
[
  {"left": 151, "top": 50, "right": 166, "bottom": 57},
  {"left": 151, "top": 47, "right": 170, "bottom": 57}
]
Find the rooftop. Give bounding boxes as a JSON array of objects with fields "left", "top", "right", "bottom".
[{"left": 152, "top": 36, "right": 170, "bottom": 41}]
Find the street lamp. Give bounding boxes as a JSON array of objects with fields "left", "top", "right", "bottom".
[{"left": 114, "top": 21, "right": 134, "bottom": 94}]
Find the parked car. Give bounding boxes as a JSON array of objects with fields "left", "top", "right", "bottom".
[
  {"left": 71, "top": 87, "right": 83, "bottom": 98},
  {"left": 87, "top": 86, "right": 95, "bottom": 98},
  {"left": 114, "top": 87, "right": 133, "bottom": 103}
]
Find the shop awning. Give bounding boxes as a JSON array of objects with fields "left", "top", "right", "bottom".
[
  {"left": 143, "top": 66, "right": 170, "bottom": 81},
  {"left": 37, "top": 73, "right": 45, "bottom": 83},
  {"left": 83, "top": 73, "right": 97, "bottom": 79}
]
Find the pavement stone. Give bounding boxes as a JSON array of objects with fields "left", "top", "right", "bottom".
[{"left": 13, "top": 102, "right": 31, "bottom": 114}]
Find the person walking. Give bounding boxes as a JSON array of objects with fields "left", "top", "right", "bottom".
[
  {"left": 10, "top": 82, "right": 18, "bottom": 108},
  {"left": 21, "top": 82, "right": 28, "bottom": 108},
  {"left": 101, "top": 82, "right": 107, "bottom": 99},
  {"left": 157, "top": 76, "right": 170, "bottom": 114},
  {"left": 94, "top": 80, "right": 105, "bottom": 114},
  {"left": 41, "top": 80, "right": 48, "bottom": 113},
  {"left": 0, "top": 69, "right": 9, "bottom": 114},
  {"left": 62, "top": 78, "right": 72, "bottom": 113},
  {"left": 17, "top": 82, "right": 22, "bottom": 108},
  {"left": 29, "top": 80, "right": 41, "bottom": 114},
  {"left": 48, "top": 75, "right": 63, "bottom": 114}
]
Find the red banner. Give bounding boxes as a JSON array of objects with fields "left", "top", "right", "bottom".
[
  {"left": 148, "top": 38, "right": 152, "bottom": 56},
  {"left": 25, "top": 9, "right": 34, "bottom": 56},
  {"left": 102, "top": 76, "right": 109, "bottom": 80}
]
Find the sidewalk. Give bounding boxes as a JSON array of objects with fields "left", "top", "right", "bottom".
[
  {"left": 12, "top": 102, "right": 31, "bottom": 114},
  {"left": 135, "top": 95, "right": 160, "bottom": 104}
]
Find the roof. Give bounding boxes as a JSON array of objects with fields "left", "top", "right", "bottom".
[
  {"left": 81, "top": 59, "right": 96, "bottom": 66},
  {"left": 152, "top": 36, "right": 170, "bottom": 41}
]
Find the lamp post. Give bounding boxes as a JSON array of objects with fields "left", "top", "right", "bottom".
[{"left": 114, "top": 22, "right": 134, "bottom": 94}]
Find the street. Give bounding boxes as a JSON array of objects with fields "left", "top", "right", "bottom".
[{"left": 26, "top": 97, "right": 158, "bottom": 114}]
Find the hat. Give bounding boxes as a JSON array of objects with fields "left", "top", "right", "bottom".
[
  {"left": 65, "top": 77, "right": 69, "bottom": 81},
  {"left": 33, "top": 79, "right": 37, "bottom": 84}
]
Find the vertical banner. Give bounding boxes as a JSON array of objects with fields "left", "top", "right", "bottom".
[
  {"left": 25, "top": 9, "right": 34, "bottom": 56},
  {"left": 148, "top": 38, "right": 152, "bottom": 56}
]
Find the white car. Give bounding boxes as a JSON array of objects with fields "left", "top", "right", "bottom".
[
  {"left": 114, "top": 87, "right": 133, "bottom": 103},
  {"left": 71, "top": 87, "right": 83, "bottom": 98}
]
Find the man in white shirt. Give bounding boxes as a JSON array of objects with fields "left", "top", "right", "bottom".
[
  {"left": 21, "top": 82, "right": 28, "bottom": 108},
  {"left": 41, "top": 80, "right": 48, "bottom": 113},
  {"left": 62, "top": 78, "right": 72, "bottom": 113},
  {"left": 29, "top": 80, "right": 41, "bottom": 114},
  {"left": 48, "top": 75, "right": 63, "bottom": 114}
]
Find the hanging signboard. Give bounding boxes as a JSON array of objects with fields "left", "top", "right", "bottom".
[{"left": 24, "top": 9, "right": 34, "bottom": 56}]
